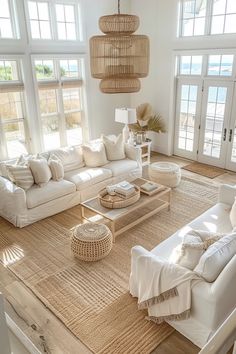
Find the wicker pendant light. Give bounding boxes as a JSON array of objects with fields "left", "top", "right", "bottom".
[{"left": 90, "top": 0, "right": 150, "bottom": 94}]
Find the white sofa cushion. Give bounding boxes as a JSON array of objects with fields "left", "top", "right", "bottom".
[
  {"left": 194, "top": 232, "right": 236, "bottom": 282},
  {"left": 104, "top": 159, "right": 138, "bottom": 177},
  {"left": 82, "top": 142, "right": 108, "bottom": 167},
  {"left": 29, "top": 158, "right": 52, "bottom": 187},
  {"left": 229, "top": 197, "right": 236, "bottom": 228},
  {"left": 26, "top": 180, "right": 76, "bottom": 209},
  {"left": 6, "top": 164, "right": 34, "bottom": 191},
  {"left": 102, "top": 134, "right": 125, "bottom": 161},
  {"left": 64, "top": 166, "right": 112, "bottom": 191},
  {"left": 49, "top": 146, "right": 84, "bottom": 172},
  {"left": 48, "top": 154, "right": 64, "bottom": 181}
]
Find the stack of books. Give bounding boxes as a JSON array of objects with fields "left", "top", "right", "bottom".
[{"left": 106, "top": 181, "right": 135, "bottom": 199}]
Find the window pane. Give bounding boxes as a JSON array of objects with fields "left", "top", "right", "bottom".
[
  {"left": 28, "top": 1, "right": 51, "bottom": 39},
  {"left": 35, "top": 60, "right": 55, "bottom": 80},
  {"left": 3, "top": 121, "right": 27, "bottom": 158},
  {"left": 227, "top": 0, "right": 236, "bottom": 13},
  {"left": 0, "top": 0, "right": 14, "bottom": 38},
  {"left": 39, "top": 89, "right": 57, "bottom": 115},
  {"left": 63, "top": 88, "right": 80, "bottom": 111},
  {"left": 224, "top": 14, "right": 236, "bottom": 33},
  {"left": 194, "top": 17, "right": 205, "bottom": 35},
  {"left": 180, "top": 56, "right": 191, "bottom": 74},
  {"left": 181, "top": 0, "right": 206, "bottom": 37},
  {"left": 66, "top": 23, "right": 76, "bottom": 40},
  {"left": 0, "top": 92, "right": 23, "bottom": 120},
  {"left": 211, "top": 15, "right": 225, "bottom": 34},
  {"left": 220, "top": 55, "right": 234, "bottom": 76},
  {"left": 42, "top": 116, "right": 60, "bottom": 150},
  {"left": 60, "top": 60, "right": 79, "bottom": 78},
  {"left": 38, "top": 2, "right": 49, "bottom": 20},
  {"left": 57, "top": 22, "right": 66, "bottom": 40},
  {"left": 65, "top": 5, "right": 75, "bottom": 22},
  {"left": 56, "top": 4, "right": 64, "bottom": 21},
  {"left": 180, "top": 55, "right": 202, "bottom": 75},
  {"left": 0, "top": 60, "right": 18, "bottom": 81},
  {"left": 208, "top": 55, "right": 221, "bottom": 75},
  {"left": 28, "top": 1, "right": 38, "bottom": 19},
  {"left": 213, "top": 0, "right": 226, "bottom": 15},
  {"left": 66, "top": 112, "right": 82, "bottom": 145}
]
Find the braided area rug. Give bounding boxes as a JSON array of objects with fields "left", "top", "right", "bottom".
[{"left": 0, "top": 177, "right": 218, "bottom": 354}]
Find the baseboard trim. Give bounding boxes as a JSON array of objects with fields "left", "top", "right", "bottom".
[{"left": 6, "top": 313, "right": 42, "bottom": 354}]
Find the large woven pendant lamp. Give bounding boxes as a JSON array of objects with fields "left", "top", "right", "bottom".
[{"left": 90, "top": 0, "right": 150, "bottom": 94}]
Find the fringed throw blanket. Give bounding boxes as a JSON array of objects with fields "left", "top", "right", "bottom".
[{"left": 130, "top": 247, "right": 201, "bottom": 324}]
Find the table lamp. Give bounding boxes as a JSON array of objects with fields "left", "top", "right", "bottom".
[{"left": 115, "top": 108, "right": 137, "bottom": 142}]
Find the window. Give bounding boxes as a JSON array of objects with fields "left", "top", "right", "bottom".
[
  {"left": 28, "top": 1, "right": 52, "bottom": 39},
  {"left": 33, "top": 57, "right": 83, "bottom": 150},
  {"left": 180, "top": 55, "right": 203, "bottom": 75},
  {"left": 55, "top": 4, "right": 76, "bottom": 40},
  {"left": 0, "top": 0, "right": 18, "bottom": 39},
  {"left": 26, "top": 0, "right": 81, "bottom": 41},
  {"left": 0, "top": 60, "right": 28, "bottom": 159},
  {"left": 177, "top": 53, "right": 235, "bottom": 77},
  {"left": 208, "top": 55, "right": 234, "bottom": 76},
  {"left": 179, "top": 0, "right": 236, "bottom": 36}
]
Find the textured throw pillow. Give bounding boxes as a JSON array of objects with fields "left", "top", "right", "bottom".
[
  {"left": 102, "top": 134, "right": 125, "bottom": 161},
  {"left": 50, "top": 146, "right": 84, "bottom": 172},
  {"left": 174, "top": 234, "right": 205, "bottom": 270},
  {"left": 230, "top": 197, "right": 236, "bottom": 228},
  {"left": 194, "top": 232, "right": 236, "bottom": 282},
  {"left": 82, "top": 142, "right": 108, "bottom": 167},
  {"left": 48, "top": 154, "right": 64, "bottom": 181},
  {"left": 29, "top": 158, "right": 52, "bottom": 187},
  {"left": 6, "top": 164, "right": 34, "bottom": 190}
]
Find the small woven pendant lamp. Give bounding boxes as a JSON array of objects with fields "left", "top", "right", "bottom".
[{"left": 90, "top": 0, "right": 150, "bottom": 94}]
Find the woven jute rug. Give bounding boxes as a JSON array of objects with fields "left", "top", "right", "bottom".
[
  {"left": 0, "top": 177, "right": 218, "bottom": 354},
  {"left": 182, "top": 162, "right": 225, "bottom": 179}
]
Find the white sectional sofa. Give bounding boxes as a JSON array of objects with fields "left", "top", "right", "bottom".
[
  {"left": 130, "top": 184, "right": 236, "bottom": 348},
  {"left": 0, "top": 141, "right": 142, "bottom": 227}
]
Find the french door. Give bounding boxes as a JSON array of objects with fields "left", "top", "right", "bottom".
[{"left": 174, "top": 78, "right": 236, "bottom": 171}]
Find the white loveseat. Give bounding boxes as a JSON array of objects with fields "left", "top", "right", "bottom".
[
  {"left": 130, "top": 184, "right": 236, "bottom": 348},
  {"left": 0, "top": 142, "right": 142, "bottom": 228}
]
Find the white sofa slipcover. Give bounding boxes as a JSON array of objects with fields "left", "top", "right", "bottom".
[
  {"left": 0, "top": 142, "right": 142, "bottom": 227},
  {"left": 130, "top": 184, "right": 236, "bottom": 348}
]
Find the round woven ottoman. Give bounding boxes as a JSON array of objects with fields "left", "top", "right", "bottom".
[
  {"left": 149, "top": 162, "right": 181, "bottom": 188},
  {"left": 71, "top": 223, "right": 113, "bottom": 262}
]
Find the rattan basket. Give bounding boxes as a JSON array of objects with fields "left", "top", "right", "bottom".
[{"left": 99, "top": 186, "right": 140, "bottom": 209}]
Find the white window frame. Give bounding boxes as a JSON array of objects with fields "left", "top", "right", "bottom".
[
  {"left": 31, "top": 53, "right": 88, "bottom": 150},
  {"left": 0, "top": 0, "right": 20, "bottom": 40},
  {"left": 0, "top": 55, "right": 30, "bottom": 160},
  {"left": 179, "top": 0, "right": 236, "bottom": 38},
  {"left": 24, "top": 0, "right": 84, "bottom": 44}
]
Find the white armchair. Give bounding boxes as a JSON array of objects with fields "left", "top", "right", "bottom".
[{"left": 130, "top": 184, "right": 236, "bottom": 348}]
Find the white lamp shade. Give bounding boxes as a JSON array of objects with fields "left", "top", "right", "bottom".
[{"left": 115, "top": 108, "right": 137, "bottom": 125}]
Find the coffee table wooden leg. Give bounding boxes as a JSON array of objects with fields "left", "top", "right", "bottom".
[
  {"left": 81, "top": 206, "right": 85, "bottom": 219},
  {"left": 168, "top": 191, "right": 171, "bottom": 211}
]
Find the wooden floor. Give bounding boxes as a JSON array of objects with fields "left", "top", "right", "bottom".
[{"left": 1, "top": 153, "right": 236, "bottom": 354}]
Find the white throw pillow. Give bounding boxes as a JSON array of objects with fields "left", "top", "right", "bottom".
[
  {"left": 174, "top": 234, "right": 205, "bottom": 270},
  {"left": 194, "top": 232, "right": 236, "bottom": 282},
  {"left": 50, "top": 146, "right": 84, "bottom": 172},
  {"left": 29, "top": 158, "right": 52, "bottom": 187},
  {"left": 230, "top": 197, "right": 236, "bottom": 228},
  {"left": 6, "top": 164, "right": 34, "bottom": 190},
  {"left": 82, "top": 142, "right": 108, "bottom": 167},
  {"left": 48, "top": 154, "right": 64, "bottom": 181},
  {"left": 102, "top": 134, "right": 125, "bottom": 161}
]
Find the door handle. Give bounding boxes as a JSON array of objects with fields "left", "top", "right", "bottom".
[
  {"left": 223, "top": 128, "right": 227, "bottom": 141},
  {"left": 229, "top": 129, "right": 233, "bottom": 142}
]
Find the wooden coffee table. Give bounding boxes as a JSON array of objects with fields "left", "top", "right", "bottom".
[{"left": 80, "top": 178, "right": 171, "bottom": 242}]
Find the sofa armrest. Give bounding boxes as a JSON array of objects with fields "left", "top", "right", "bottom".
[
  {"left": 125, "top": 143, "right": 142, "bottom": 165},
  {"left": 0, "top": 176, "right": 26, "bottom": 215},
  {"left": 218, "top": 184, "right": 236, "bottom": 206}
]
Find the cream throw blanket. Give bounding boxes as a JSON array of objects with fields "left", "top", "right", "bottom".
[{"left": 130, "top": 248, "right": 201, "bottom": 323}]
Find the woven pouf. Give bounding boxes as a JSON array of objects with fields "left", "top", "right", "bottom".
[
  {"left": 149, "top": 162, "right": 181, "bottom": 188},
  {"left": 71, "top": 223, "right": 113, "bottom": 262}
]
